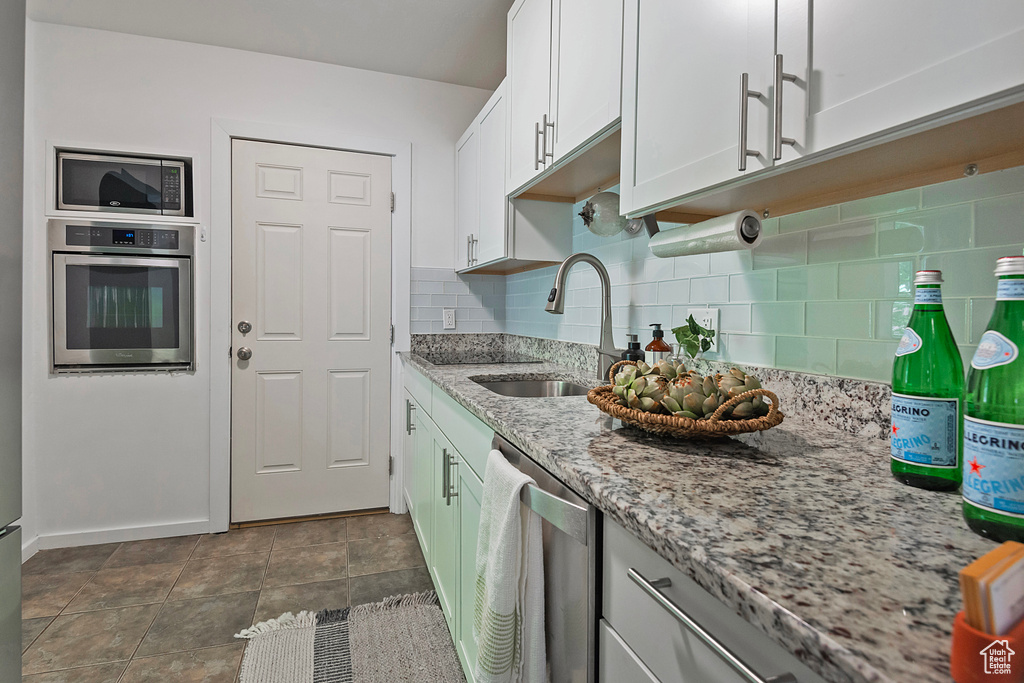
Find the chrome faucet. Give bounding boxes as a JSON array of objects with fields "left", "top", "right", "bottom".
[{"left": 545, "top": 253, "right": 620, "bottom": 380}]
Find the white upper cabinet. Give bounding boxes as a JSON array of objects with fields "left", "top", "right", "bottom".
[
  {"left": 621, "top": 0, "right": 1024, "bottom": 217},
  {"left": 550, "top": 0, "right": 623, "bottom": 160},
  {"left": 507, "top": 0, "right": 555, "bottom": 193},
  {"left": 476, "top": 88, "right": 508, "bottom": 265},
  {"left": 776, "top": 0, "right": 1024, "bottom": 161},
  {"left": 455, "top": 121, "right": 479, "bottom": 270},
  {"left": 507, "top": 0, "right": 623, "bottom": 194},
  {"left": 619, "top": 0, "right": 774, "bottom": 216}
]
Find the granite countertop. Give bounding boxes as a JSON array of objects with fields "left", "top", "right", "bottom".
[{"left": 401, "top": 351, "right": 996, "bottom": 683}]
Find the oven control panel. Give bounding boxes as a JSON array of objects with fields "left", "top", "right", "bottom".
[{"left": 65, "top": 225, "right": 180, "bottom": 250}]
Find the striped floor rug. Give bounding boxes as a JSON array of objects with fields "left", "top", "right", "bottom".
[{"left": 235, "top": 591, "right": 465, "bottom": 683}]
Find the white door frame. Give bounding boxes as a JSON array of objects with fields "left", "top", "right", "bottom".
[{"left": 210, "top": 118, "right": 411, "bottom": 533}]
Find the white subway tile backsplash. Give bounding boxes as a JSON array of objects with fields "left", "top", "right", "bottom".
[
  {"left": 775, "top": 336, "right": 836, "bottom": 375},
  {"left": 806, "top": 301, "right": 872, "bottom": 339},
  {"left": 876, "top": 204, "right": 972, "bottom": 256},
  {"left": 839, "top": 188, "right": 920, "bottom": 221},
  {"left": 777, "top": 264, "right": 838, "bottom": 301},
  {"left": 836, "top": 340, "right": 897, "bottom": 382},
  {"left": 837, "top": 260, "right": 914, "bottom": 300},
  {"left": 750, "top": 302, "right": 804, "bottom": 335},
  {"left": 728, "top": 271, "right": 776, "bottom": 303},
  {"left": 921, "top": 165, "right": 1024, "bottom": 208},
  {"left": 657, "top": 279, "right": 690, "bottom": 306},
  {"left": 709, "top": 249, "right": 752, "bottom": 274},
  {"left": 974, "top": 194, "right": 1024, "bottom": 248},
  {"left": 644, "top": 256, "right": 675, "bottom": 282},
  {"left": 673, "top": 253, "right": 711, "bottom": 278},
  {"left": 778, "top": 205, "right": 839, "bottom": 234},
  {"left": 751, "top": 232, "right": 808, "bottom": 270},
  {"left": 690, "top": 276, "right": 730, "bottom": 303},
  {"left": 970, "top": 298, "right": 996, "bottom": 344},
  {"left": 807, "top": 220, "right": 877, "bottom": 264}
]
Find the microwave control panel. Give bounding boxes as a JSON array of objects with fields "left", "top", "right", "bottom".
[{"left": 64, "top": 225, "right": 180, "bottom": 251}]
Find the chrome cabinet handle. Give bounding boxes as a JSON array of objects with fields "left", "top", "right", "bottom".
[
  {"left": 406, "top": 400, "right": 416, "bottom": 434},
  {"left": 236, "top": 347, "right": 252, "bottom": 361},
  {"left": 441, "top": 448, "right": 449, "bottom": 499},
  {"left": 466, "top": 235, "right": 473, "bottom": 267},
  {"left": 471, "top": 235, "right": 478, "bottom": 265},
  {"left": 535, "top": 121, "right": 543, "bottom": 170},
  {"left": 627, "top": 568, "right": 797, "bottom": 683},
  {"left": 772, "top": 53, "right": 797, "bottom": 161},
  {"left": 738, "top": 73, "right": 763, "bottom": 171},
  {"left": 542, "top": 114, "right": 555, "bottom": 165},
  {"left": 446, "top": 454, "right": 459, "bottom": 506}
]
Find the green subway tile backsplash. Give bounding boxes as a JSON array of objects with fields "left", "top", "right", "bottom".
[{"left": 502, "top": 166, "right": 1024, "bottom": 382}]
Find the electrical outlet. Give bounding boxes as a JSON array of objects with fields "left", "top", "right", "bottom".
[
  {"left": 442, "top": 308, "right": 456, "bottom": 330},
  {"left": 687, "top": 307, "right": 719, "bottom": 352}
]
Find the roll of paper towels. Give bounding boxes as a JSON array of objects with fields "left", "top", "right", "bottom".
[{"left": 648, "top": 210, "right": 762, "bottom": 258}]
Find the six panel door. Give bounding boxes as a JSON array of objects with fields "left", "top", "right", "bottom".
[{"left": 231, "top": 139, "right": 393, "bottom": 522}]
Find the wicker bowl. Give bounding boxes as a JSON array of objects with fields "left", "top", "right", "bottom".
[{"left": 587, "top": 360, "right": 785, "bottom": 439}]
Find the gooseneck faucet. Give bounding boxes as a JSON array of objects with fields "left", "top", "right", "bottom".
[{"left": 545, "top": 253, "right": 620, "bottom": 380}]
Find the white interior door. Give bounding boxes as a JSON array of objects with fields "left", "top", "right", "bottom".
[{"left": 231, "top": 139, "right": 393, "bottom": 522}]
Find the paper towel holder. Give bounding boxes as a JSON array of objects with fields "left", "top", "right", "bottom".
[{"left": 647, "top": 210, "right": 763, "bottom": 258}]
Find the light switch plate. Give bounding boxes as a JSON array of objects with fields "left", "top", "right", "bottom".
[
  {"left": 687, "top": 307, "right": 719, "bottom": 352},
  {"left": 442, "top": 308, "right": 456, "bottom": 330}
]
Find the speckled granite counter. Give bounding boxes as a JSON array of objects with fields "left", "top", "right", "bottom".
[{"left": 401, "top": 351, "right": 996, "bottom": 683}]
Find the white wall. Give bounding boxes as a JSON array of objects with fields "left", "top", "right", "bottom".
[{"left": 23, "top": 21, "right": 489, "bottom": 550}]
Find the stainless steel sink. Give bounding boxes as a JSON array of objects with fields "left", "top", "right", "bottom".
[{"left": 473, "top": 378, "right": 591, "bottom": 398}]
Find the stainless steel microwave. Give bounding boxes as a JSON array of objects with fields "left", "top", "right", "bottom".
[
  {"left": 49, "top": 220, "right": 195, "bottom": 372},
  {"left": 57, "top": 151, "right": 191, "bottom": 216}
]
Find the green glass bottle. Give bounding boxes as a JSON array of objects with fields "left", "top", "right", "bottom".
[
  {"left": 891, "top": 270, "right": 964, "bottom": 491},
  {"left": 962, "top": 256, "right": 1024, "bottom": 542}
]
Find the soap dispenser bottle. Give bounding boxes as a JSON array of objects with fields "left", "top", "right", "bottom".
[
  {"left": 621, "top": 334, "right": 645, "bottom": 362},
  {"left": 646, "top": 324, "right": 672, "bottom": 363}
]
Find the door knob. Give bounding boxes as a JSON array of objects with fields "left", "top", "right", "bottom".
[
  {"left": 237, "top": 320, "right": 252, "bottom": 334},
  {"left": 237, "top": 347, "right": 252, "bottom": 361}
]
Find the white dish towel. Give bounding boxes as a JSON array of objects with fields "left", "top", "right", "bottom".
[{"left": 473, "top": 449, "right": 547, "bottom": 683}]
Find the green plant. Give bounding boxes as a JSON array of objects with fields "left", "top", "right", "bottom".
[{"left": 672, "top": 315, "right": 716, "bottom": 359}]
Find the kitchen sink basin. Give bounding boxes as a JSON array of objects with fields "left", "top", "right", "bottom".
[{"left": 473, "top": 378, "right": 591, "bottom": 398}]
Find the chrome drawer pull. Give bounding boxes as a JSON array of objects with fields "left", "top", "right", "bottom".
[
  {"left": 738, "top": 73, "right": 763, "bottom": 171},
  {"left": 772, "top": 53, "right": 798, "bottom": 160},
  {"left": 628, "top": 568, "right": 797, "bottom": 683}
]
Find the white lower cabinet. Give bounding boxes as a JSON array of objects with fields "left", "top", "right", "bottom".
[
  {"left": 599, "top": 619, "right": 660, "bottom": 683},
  {"left": 602, "top": 518, "right": 827, "bottom": 683},
  {"left": 456, "top": 457, "right": 484, "bottom": 682}
]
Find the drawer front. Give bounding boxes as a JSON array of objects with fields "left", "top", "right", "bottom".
[
  {"left": 603, "top": 519, "right": 826, "bottom": 683},
  {"left": 430, "top": 385, "right": 493, "bottom": 479},
  {"left": 404, "top": 362, "right": 432, "bottom": 414},
  {"left": 599, "top": 619, "right": 661, "bottom": 683}
]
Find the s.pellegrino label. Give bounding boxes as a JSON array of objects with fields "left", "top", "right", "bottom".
[
  {"left": 963, "top": 417, "right": 1024, "bottom": 518},
  {"left": 891, "top": 394, "right": 959, "bottom": 468},
  {"left": 997, "top": 280, "right": 1024, "bottom": 301},
  {"left": 972, "top": 331, "right": 1019, "bottom": 370},
  {"left": 915, "top": 288, "right": 943, "bottom": 304},
  {"left": 895, "top": 328, "right": 923, "bottom": 357}
]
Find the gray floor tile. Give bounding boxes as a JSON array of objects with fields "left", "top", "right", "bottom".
[
  {"left": 103, "top": 536, "right": 199, "bottom": 569},
  {"left": 253, "top": 578, "right": 349, "bottom": 623},
  {"left": 21, "top": 661, "right": 129, "bottom": 683},
  {"left": 349, "top": 567, "right": 434, "bottom": 606},
  {"left": 192, "top": 527, "right": 275, "bottom": 558},
  {"left": 21, "top": 572, "right": 93, "bottom": 619},
  {"left": 168, "top": 553, "right": 268, "bottom": 601},
  {"left": 21, "top": 617, "right": 53, "bottom": 654},
  {"left": 347, "top": 512, "right": 414, "bottom": 540},
  {"left": 21, "top": 604, "right": 161, "bottom": 675},
  {"left": 135, "top": 591, "right": 259, "bottom": 657},
  {"left": 348, "top": 533, "right": 425, "bottom": 577},
  {"left": 263, "top": 542, "right": 348, "bottom": 587},
  {"left": 120, "top": 643, "right": 245, "bottom": 683},
  {"left": 22, "top": 543, "right": 121, "bottom": 576},
  {"left": 65, "top": 563, "right": 185, "bottom": 613},
  {"left": 272, "top": 518, "right": 347, "bottom": 549}
]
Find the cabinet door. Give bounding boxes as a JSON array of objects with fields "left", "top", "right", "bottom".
[
  {"left": 411, "top": 408, "right": 433, "bottom": 563},
  {"left": 456, "top": 458, "right": 484, "bottom": 681},
  {"left": 507, "top": 0, "right": 554, "bottom": 193},
  {"left": 455, "top": 123, "right": 479, "bottom": 271},
  {"left": 620, "top": 0, "right": 774, "bottom": 216},
  {"left": 777, "top": 0, "right": 1024, "bottom": 160},
  {"left": 550, "top": 0, "right": 623, "bottom": 160},
  {"left": 431, "top": 431, "right": 459, "bottom": 634},
  {"left": 475, "top": 84, "right": 508, "bottom": 266}
]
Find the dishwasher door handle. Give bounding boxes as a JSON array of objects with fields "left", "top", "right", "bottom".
[{"left": 520, "top": 483, "right": 589, "bottom": 546}]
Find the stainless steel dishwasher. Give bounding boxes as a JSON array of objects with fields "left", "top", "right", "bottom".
[{"left": 490, "top": 434, "right": 599, "bottom": 683}]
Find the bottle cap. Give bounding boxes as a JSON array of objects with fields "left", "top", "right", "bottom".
[
  {"left": 914, "top": 270, "right": 943, "bottom": 285},
  {"left": 649, "top": 323, "right": 664, "bottom": 338},
  {"left": 995, "top": 255, "right": 1024, "bottom": 276},
  {"left": 626, "top": 334, "right": 640, "bottom": 348}
]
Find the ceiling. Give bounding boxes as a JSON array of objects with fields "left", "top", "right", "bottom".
[{"left": 27, "top": 0, "right": 513, "bottom": 90}]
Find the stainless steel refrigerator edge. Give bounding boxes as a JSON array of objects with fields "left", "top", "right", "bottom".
[{"left": 0, "top": 0, "right": 25, "bottom": 680}]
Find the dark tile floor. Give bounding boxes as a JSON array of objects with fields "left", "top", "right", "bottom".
[{"left": 20, "top": 512, "right": 431, "bottom": 682}]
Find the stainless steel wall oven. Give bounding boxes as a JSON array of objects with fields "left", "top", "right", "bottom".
[{"left": 49, "top": 219, "right": 194, "bottom": 372}]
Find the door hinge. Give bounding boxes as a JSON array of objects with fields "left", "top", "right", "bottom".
[
  {"left": 389, "top": 455, "right": 394, "bottom": 476},
  {"left": 228, "top": 346, "right": 232, "bottom": 358},
  {"left": 390, "top": 192, "right": 395, "bottom": 213},
  {"left": 391, "top": 324, "right": 395, "bottom": 345}
]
